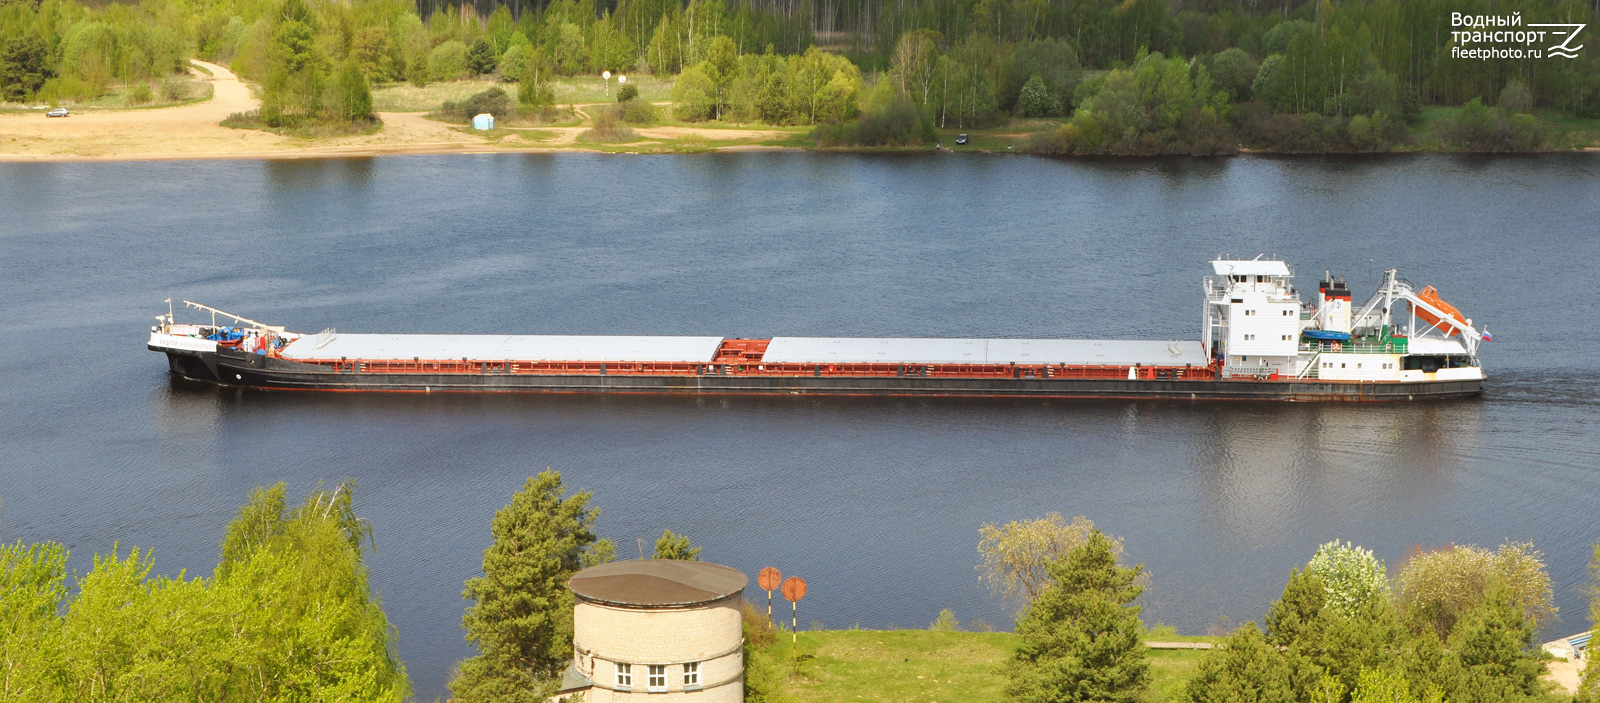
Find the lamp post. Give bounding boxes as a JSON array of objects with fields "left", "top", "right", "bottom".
[{"left": 602, "top": 70, "right": 612, "bottom": 96}]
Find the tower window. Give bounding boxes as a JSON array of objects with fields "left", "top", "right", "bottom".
[
  {"left": 684, "top": 662, "right": 700, "bottom": 688},
  {"left": 615, "top": 663, "right": 632, "bottom": 689},
  {"left": 648, "top": 665, "right": 666, "bottom": 692}
]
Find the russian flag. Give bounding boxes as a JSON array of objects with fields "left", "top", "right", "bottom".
[{"left": 1482, "top": 331, "right": 1493, "bottom": 342}]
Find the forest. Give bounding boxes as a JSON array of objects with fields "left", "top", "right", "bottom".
[{"left": 2, "top": 0, "right": 1597, "bottom": 149}]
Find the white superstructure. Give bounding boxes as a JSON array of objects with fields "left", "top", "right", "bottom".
[
  {"left": 1203, "top": 258, "right": 1489, "bottom": 383},
  {"left": 1203, "top": 258, "right": 1305, "bottom": 379}
]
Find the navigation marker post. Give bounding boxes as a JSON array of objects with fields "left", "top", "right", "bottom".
[
  {"left": 781, "top": 576, "right": 806, "bottom": 647},
  {"left": 758, "top": 567, "right": 781, "bottom": 621},
  {"left": 603, "top": 70, "right": 612, "bottom": 96}
]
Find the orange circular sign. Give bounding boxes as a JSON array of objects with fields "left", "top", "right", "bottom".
[
  {"left": 782, "top": 576, "right": 807, "bottom": 602},
  {"left": 758, "top": 567, "right": 782, "bottom": 592}
]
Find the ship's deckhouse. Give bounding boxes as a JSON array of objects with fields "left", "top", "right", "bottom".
[{"left": 1204, "top": 259, "right": 1304, "bottom": 378}]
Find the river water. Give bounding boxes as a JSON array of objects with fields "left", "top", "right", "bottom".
[{"left": 2, "top": 153, "right": 1597, "bottom": 698}]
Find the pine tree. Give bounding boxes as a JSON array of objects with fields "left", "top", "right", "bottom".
[
  {"left": 1442, "top": 581, "right": 1544, "bottom": 699},
  {"left": 1185, "top": 624, "right": 1296, "bottom": 703},
  {"left": 1005, "top": 529, "right": 1150, "bottom": 703},
  {"left": 1265, "top": 568, "right": 1327, "bottom": 648},
  {"left": 467, "top": 37, "right": 498, "bottom": 75},
  {"left": 653, "top": 529, "right": 701, "bottom": 560},
  {"left": 453, "top": 470, "right": 611, "bottom": 703}
]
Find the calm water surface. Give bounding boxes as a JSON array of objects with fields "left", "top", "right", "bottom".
[{"left": 2, "top": 153, "right": 1598, "bottom": 698}]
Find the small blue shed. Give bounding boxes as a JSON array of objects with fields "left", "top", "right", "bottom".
[{"left": 472, "top": 113, "right": 495, "bottom": 130}]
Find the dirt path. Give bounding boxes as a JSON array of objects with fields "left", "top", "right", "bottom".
[
  {"left": 0, "top": 60, "right": 548, "bottom": 160},
  {"left": 0, "top": 60, "right": 293, "bottom": 160},
  {"left": 0, "top": 64, "right": 800, "bottom": 161}
]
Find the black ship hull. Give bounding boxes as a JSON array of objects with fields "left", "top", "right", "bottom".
[{"left": 157, "top": 347, "right": 1483, "bottom": 402}]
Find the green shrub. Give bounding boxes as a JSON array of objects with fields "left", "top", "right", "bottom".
[
  {"left": 37, "top": 75, "right": 99, "bottom": 103},
  {"left": 616, "top": 97, "right": 660, "bottom": 125},
  {"left": 1023, "top": 51, "right": 1232, "bottom": 155},
  {"left": 811, "top": 80, "right": 933, "bottom": 147},
  {"left": 161, "top": 78, "right": 187, "bottom": 101},
  {"left": 616, "top": 83, "right": 639, "bottom": 102},
  {"left": 578, "top": 110, "right": 639, "bottom": 142},
  {"left": 435, "top": 87, "right": 515, "bottom": 123},
  {"left": 1437, "top": 98, "right": 1547, "bottom": 152},
  {"left": 125, "top": 82, "right": 154, "bottom": 105},
  {"left": 929, "top": 609, "right": 959, "bottom": 632}
]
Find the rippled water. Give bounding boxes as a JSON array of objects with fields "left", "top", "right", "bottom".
[{"left": 2, "top": 153, "right": 1598, "bottom": 698}]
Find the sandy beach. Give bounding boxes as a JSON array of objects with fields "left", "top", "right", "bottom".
[{"left": 0, "top": 60, "right": 797, "bottom": 162}]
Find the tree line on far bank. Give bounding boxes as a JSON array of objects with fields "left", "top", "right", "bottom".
[
  {"left": 979, "top": 511, "right": 1600, "bottom": 703},
  {"left": 4, "top": 0, "right": 1597, "bottom": 151}
]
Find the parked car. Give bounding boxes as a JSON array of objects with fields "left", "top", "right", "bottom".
[
  {"left": 955, "top": 133, "right": 968, "bottom": 145},
  {"left": 46, "top": 108, "right": 69, "bottom": 118}
]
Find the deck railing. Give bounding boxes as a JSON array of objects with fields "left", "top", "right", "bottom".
[
  {"left": 291, "top": 358, "right": 1219, "bottom": 381},
  {"left": 1298, "top": 340, "right": 1408, "bottom": 355}
]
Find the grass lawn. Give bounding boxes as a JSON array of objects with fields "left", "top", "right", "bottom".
[
  {"left": 0, "top": 77, "right": 213, "bottom": 113},
  {"left": 372, "top": 79, "right": 512, "bottom": 112},
  {"left": 549, "top": 74, "right": 674, "bottom": 103},
  {"left": 371, "top": 75, "right": 674, "bottom": 113},
  {"left": 760, "top": 629, "right": 1219, "bottom": 703}
]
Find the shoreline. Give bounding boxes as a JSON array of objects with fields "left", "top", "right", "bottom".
[
  {"left": 5, "top": 139, "right": 1596, "bottom": 164},
  {"left": 3, "top": 60, "right": 1595, "bottom": 163}
]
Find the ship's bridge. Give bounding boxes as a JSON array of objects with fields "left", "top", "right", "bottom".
[{"left": 1204, "top": 258, "right": 1305, "bottom": 378}]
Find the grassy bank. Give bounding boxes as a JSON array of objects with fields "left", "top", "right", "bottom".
[
  {"left": 333, "top": 77, "right": 1600, "bottom": 155},
  {"left": 0, "top": 75, "right": 213, "bottom": 114},
  {"left": 371, "top": 76, "right": 674, "bottom": 113},
  {"left": 754, "top": 628, "right": 1220, "bottom": 703}
]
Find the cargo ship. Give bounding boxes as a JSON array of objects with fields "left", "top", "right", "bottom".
[{"left": 148, "top": 258, "right": 1489, "bottom": 401}]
